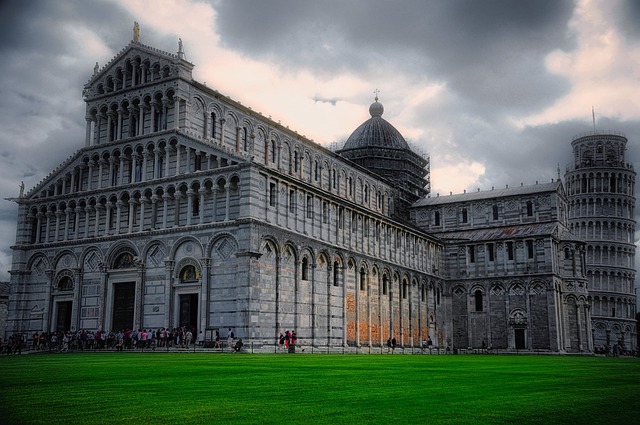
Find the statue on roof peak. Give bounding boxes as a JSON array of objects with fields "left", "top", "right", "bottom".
[{"left": 133, "top": 21, "right": 140, "bottom": 42}]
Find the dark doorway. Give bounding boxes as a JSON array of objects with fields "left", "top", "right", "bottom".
[
  {"left": 112, "top": 282, "right": 135, "bottom": 331},
  {"left": 55, "top": 301, "right": 72, "bottom": 332},
  {"left": 179, "top": 293, "right": 198, "bottom": 330},
  {"left": 515, "top": 328, "right": 526, "bottom": 350}
]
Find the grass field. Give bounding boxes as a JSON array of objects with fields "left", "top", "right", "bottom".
[{"left": 0, "top": 352, "right": 638, "bottom": 424}]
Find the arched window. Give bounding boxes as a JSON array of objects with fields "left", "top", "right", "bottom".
[
  {"left": 526, "top": 201, "right": 533, "bottom": 216},
  {"left": 492, "top": 205, "right": 499, "bottom": 220},
  {"left": 193, "top": 197, "right": 200, "bottom": 216},
  {"left": 270, "top": 140, "right": 276, "bottom": 163},
  {"left": 210, "top": 112, "right": 217, "bottom": 139},
  {"left": 434, "top": 211, "right": 440, "bottom": 226},
  {"left": 59, "top": 276, "right": 74, "bottom": 291},
  {"left": 461, "top": 208, "right": 468, "bottom": 223},
  {"left": 114, "top": 252, "right": 134, "bottom": 269},
  {"left": 301, "top": 257, "right": 309, "bottom": 281},
  {"left": 382, "top": 274, "right": 389, "bottom": 295},
  {"left": 333, "top": 261, "right": 340, "bottom": 287},
  {"left": 180, "top": 265, "right": 198, "bottom": 282},
  {"left": 269, "top": 183, "right": 276, "bottom": 207},
  {"left": 475, "top": 289, "right": 483, "bottom": 312},
  {"left": 360, "top": 267, "right": 366, "bottom": 290}
]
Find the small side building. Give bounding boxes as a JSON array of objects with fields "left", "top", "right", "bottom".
[{"left": 411, "top": 182, "right": 592, "bottom": 353}]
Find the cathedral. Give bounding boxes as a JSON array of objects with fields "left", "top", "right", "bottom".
[{"left": 5, "top": 29, "right": 637, "bottom": 354}]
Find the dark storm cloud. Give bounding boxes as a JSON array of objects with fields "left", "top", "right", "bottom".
[
  {"left": 0, "top": 0, "right": 133, "bottom": 56},
  {"left": 0, "top": 0, "right": 139, "bottom": 279},
  {"left": 616, "top": 0, "right": 640, "bottom": 39},
  {"left": 214, "top": 0, "right": 575, "bottom": 113}
]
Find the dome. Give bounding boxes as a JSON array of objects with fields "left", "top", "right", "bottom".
[{"left": 342, "top": 98, "right": 409, "bottom": 151}]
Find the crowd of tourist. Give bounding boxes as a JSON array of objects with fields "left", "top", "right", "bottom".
[
  {"left": 1, "top": 326, "right": 206, "bottom": 354},
  {"left": 277, "top": 330, "right": 298, "bottom": 351}
]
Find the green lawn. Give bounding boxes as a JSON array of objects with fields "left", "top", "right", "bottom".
[{"left": 0, "top": 353, "right": 638, "bottom": 424}]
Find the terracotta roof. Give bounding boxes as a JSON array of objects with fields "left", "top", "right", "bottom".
[
  {"left": 433, "top": 222, "right": 559, "bottom": 242},
  {"left": 412, "top": 181, "right": 562, "bottom": 207}
]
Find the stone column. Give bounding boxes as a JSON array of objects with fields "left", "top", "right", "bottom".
[
  {"left": 118, "top": 156, "right": 125, "bottom": 185},
  {"left": 54, "top": 211, "right": 62, "bottom": 241},
  {"left": 128, "top": 200, "right": 135, "bottom": 233},
  {"left": 142, "top": 152, "right": 150, "bottom": 182},
  {"left": 224, "top": 185, "right": 230, "bottom": 221},
  {"left": 175, "top": 144, "right": 181, "bottom": 176},
  {"left": 87, "top": 161, "right": 94, "bottom": 191},
  {"left": 199, "top": 190, "right": 205, "bottom": 225},
  {"left": 164, "top": 146, "right": 171, "bottom": 178},
  {"left": 117, "top": 107, "right": 124, "bottom": 140},
  {"left": 82, "top": 205, "right": 91, "bottom": 239},
  {"left": 139, "top": 198, "right": 147, "bottom": 232},
  {"left": 219, "top": 118, "right": 226, "bottom": 145},
  {"left": 134, "top": 259, "right": 145, "bottom": 331},
  {"left": 71, "top": 268, "right": 82, "bottom": 332},
  {"left": 106, "top": 112, "right": 114, "bottom": 142},
  {"left": 77, "top": 206, "right": 85, "bottom": 239},
  {"left": 162, "top": 99, "right": 170, "bottom": 131},
  {"left": 115, "top": 200, "right": 123, "bottom": 234},
  {"left": 173, "top": 97, "right": 180, "bottom": 129},
  {"left": 164, "top": 261, "right": 175, "bottom": 329},
  {"left": 43, "top": 269, "right": 55, "bottom": 332},
  {"left": 150, "top": 102, "right": 156, "bottom": 132},
  {"left": 85, "top": 117, "right": 93, "bottom": 146},
  {"left": 35, "top": 212, "right": 43, "bottom": 243},
  {"left": 201, "top": 257, "right": 211, "bottom": 331},
  {"left": 151, "top": 195, "right": 158, "bottom": 229},
  {"left": 186, "top": 190, "right": 194, "bottom": 226},
  {"left": 153, "top": 150, "right": 160, "bottom": 179},
  {"left": 162, "top": 195, "right": 168, "bottom": 229},
  {"left": 94, "top": 205, "right": 102, "bottom": 238},
  {"left": 97, "top": 262, "right": 108, "bottom": 331},
  {"left": 212, "top": 188, "right": 218, "bottom": 222},
  {"left": 63, "top": 208, "right": 71, "bottom": 241}
]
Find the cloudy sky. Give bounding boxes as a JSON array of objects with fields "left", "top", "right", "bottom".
[{"left": 0, "top": 0, "right": 639, "bottom": 288}]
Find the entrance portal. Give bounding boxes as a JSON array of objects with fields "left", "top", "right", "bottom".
[
  {"left": 515, "top": 328, "right": 526, "bottom": 350},
  {"left": 55, "top": 301, "right": 72, "bottom": 332},
  {"left": 179, "top": 293, "right": 198, "bottom": 330},
  {"left": 112, "top": 282, "right": 135, "bottom": 331}
]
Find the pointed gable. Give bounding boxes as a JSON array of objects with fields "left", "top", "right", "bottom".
[{"left": 83, "top": 40, "right": 194, "bottom": 100}]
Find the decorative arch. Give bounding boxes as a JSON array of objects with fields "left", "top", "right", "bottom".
[
  {"left": 175, "top": 257, "right": 202, "bottom": 282},
  {"left": 55, "top": 269, "right": 75, "bottom": 292},
  {"left": 108, "top": 244, "right": 139, "bottom": 269}
]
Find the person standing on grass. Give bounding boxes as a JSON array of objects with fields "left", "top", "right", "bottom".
[
  {"left": 116, "top": 331, "right": 124, "bottom": 351},
  {"left": 391, "top": 336, "right": 397, "bottom": 353},
  {"left": 185, "top": 329, "right": 193, "bottom": 349},
  {"left": 141, "top": 329, "right": 148, "bottom": 348},
  {"left": 227, "top": 328, "right": 234, "bottom": 347},
  {"left": 387, "top": 337, "right": 392, "bottom": 353},
  {"left": 278, "top": 333, "right": 285, "bottom": 351}
]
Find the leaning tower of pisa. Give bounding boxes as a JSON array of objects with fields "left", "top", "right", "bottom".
[{"left": 565, "top": 131, "right": 637, "bottom": 352}]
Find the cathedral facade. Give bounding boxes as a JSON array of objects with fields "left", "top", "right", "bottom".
[{"left": 5, "top": 33, "right": 636, "bottom": 354}]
